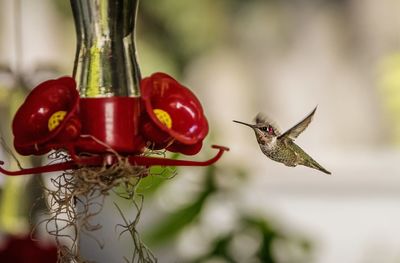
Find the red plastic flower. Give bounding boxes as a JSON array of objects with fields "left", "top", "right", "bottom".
[
  {"left": 140, "top": 72, "right": 209, "bottom": 155},
  {"left": 0, "top": 235, "right": 58, "bottom": 263},
  {"left": 12, "top": 77, "right": 81, "bottom": 155}
]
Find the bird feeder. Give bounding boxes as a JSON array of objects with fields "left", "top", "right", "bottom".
[{"left": 0, "top": 0, "right": 228, "bottom": 176}]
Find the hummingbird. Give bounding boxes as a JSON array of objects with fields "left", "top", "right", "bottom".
[{"left": 233, "top": 107, "right": 331, "bottom": 175}]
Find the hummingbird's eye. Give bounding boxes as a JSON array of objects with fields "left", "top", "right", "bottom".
[
  {"left": 260, "top": 125, "right": 275, "bottom": 135},
  {"left": 262, "top": 125, "right": 274, "bottom": 135}
]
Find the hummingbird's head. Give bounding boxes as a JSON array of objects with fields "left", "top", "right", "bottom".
[{"left": 233, "top": 119, "right": 277, "bottom": 145}]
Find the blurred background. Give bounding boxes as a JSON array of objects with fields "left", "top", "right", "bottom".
[{"left": 1, "top": 0, "right": 400, "bottom": 262}]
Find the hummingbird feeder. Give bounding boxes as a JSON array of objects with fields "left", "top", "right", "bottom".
[{"left": 0, "top": 0, "right": 229, "bottom": 177}]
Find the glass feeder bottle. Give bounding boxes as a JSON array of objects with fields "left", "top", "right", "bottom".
[{"left": 71, "top": 0, "right": 141, "bottom": 97}]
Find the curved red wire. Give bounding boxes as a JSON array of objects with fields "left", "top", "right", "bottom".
[{"left": 0, "top": 145, "right": 229, "bottom": 176}]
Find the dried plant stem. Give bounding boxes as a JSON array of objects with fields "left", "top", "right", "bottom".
[{"left": 38, "top": 149, "right": 159, "bottom": 263}]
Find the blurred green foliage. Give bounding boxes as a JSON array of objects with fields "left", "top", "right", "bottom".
[
  {"left": 144, "top": 166, "right": 217, "bottom": 245},
  {"left": 379, "top": 52, "right": 400, "bottom": 145},
  {"left": 136, "top": 153, "right": 179, "bottom": 195},
  {"left": 0, "top": 79, "right": 45, "bottom": 235},
  {"left": 142, "top": 166, "right": 312, "bottom": 262}
]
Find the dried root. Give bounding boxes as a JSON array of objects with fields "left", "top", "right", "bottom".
[{"left": 39, "top": 149, "right": 165, "bottom": 263}]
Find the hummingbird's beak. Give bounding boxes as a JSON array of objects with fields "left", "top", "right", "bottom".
[{"left": 233, "top": 120, "right": 255, "bottom": 128}]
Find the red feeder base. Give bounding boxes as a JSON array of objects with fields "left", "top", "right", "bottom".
[{"left": 76, "top": 97, "right": 145, "bottom": 154}]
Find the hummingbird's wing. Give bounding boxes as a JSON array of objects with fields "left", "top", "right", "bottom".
[
  {"left": 254, "top": 113, "right": 282, "bottom": 136},
  {"left": 278, "top": 106, "right": 317, "bottom": 141}
]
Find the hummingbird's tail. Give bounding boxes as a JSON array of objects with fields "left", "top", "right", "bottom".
[{"left": 303, "top": 159, "right": 331, "bottom": 175}]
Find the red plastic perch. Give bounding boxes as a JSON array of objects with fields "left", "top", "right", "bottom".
[{"left": 0, "top": 145, "right": 229, "bottom": 176}]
